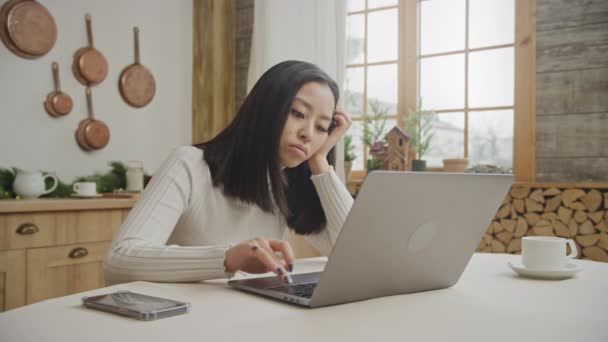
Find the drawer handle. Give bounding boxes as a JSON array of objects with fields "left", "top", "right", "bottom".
[
  {"left": 16, "top": 223, "right": 39, "bottom": 235},
  {"left": 69, "top": 247, "right": 89, "bottom": 259}
]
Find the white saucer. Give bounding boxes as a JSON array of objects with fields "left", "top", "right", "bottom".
[
  {"left": 507, "top": 261, "right": 583, "bottom": 280},
  {"left": 70, "top": 194, "right": 103, "bottom": 198}
]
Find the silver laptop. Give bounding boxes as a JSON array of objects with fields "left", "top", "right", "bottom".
[{"left": 229, "top": 171, "right": 513, "bottom": 308}]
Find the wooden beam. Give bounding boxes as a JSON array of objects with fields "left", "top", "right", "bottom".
[{"left": 513, "top": 0, "right": 536, "bottom": 182}]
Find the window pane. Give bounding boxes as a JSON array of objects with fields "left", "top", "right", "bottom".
[
  {"left": 350, "top": 121, "right": 365, "bottom": 170},
  {"left": 424, "top": 112, "right": 465, "bottom": 167},
  {"left": 420, "top": 54, "right": 465, "bottom": 110},
  {"left": 344, "top": 67, "right": 364, "bottom": 117},
  {"left": 368, "top": 0, "right": 398, "bottom": 9},
  {"left": 469, "top": 0, "right": 514, "bottom": 48},
  {"left": 468, "top": 110, "right": 513, "bottom": 168},
  {"left": 420, "top": 0, "right": 465, "bottom": 55},
  {"left": 368, "top": 9, "right": 398, "bottom": 63},
  {"left": 367, "top": 64, "right": 397, "bottom": 115},
  {"left": 468, "top": 47, "right": 514, "bottom": 107},
  {"left": 346, "top": 14, "right": 365, "bottom": 65},
  {"left": 347, "top": 0, "right": 365, "bottom": 12}
]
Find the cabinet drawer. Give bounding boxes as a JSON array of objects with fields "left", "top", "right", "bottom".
[
  {"left": 0, "top": 210, "right": 124, "bottom": 250},
  {"left": 26, "top": 241, "right": 110, "bottom": 304}
]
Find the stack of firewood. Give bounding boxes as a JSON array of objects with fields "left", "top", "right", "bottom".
[{"left": 477, "top": 186, "right": 608, "bottom": 262}]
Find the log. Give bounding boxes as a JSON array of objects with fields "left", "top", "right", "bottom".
[
  {"left": 532, "top": 225, "right": 554, "bottom": 236},
  {"left": 598, "top": 233, "right": 608, "bottom": 250},
  {"left": 513, "top": 199, "right": 525, "bottom": 213},
  {"left": 596, "top": 220, "right": 607, "bottom": 233},
  {"left": 484, "top": 234, "right": 493, "bottom": 245},
  {"left": 576, "top": 234, "right": 600, "bottom": 247},
  {"left": 507, "top": 238, "right": 521, "bottom": 253},
  {"left": 529, "top": 189, "right": 545, "bottom": 203},
  {"left": 581, "top": 189, "right": 602, "bottom": 212},
  {"left": 481, "top": 245, "right": 492, "bottom": 253},
  {"left": 496, "top": 204, "right": 511, "bottom": 219},
  {"left": 605, "top": 193, "right": 608, "bottom": 210},
  {"left": 514, "top": 217, "right": 529, "bottom": 238},
  {"left": 525, "top": 198, "right": 544, "bottom": 212},
  {"left": 568, "top": 218, "right": 579, "bottom": 236},
  {"left": 582, "top": 246, "right": 608, "bottom": 262},
  {"left": 558, "top": 206, "right": 573, "bottom": 224},
  {"left": 579, "top": 220, "right": 596, "bottom": 235},
  {"left": 491, "top": 239, "right": 506, "bottom": 253},
  {"left": 570, "top": 201, "right": 587, "bottom": 211},
  {"left": 544, "top": 195, "right": 562, "bottom": 212},
  {"left": 477, "top": 239, "right": 487, "bottom": 251},
  {"left": 510, "top": 186, "right": 530, "bottom": 199},
  {"left": 496, "top": 231, "right": 514, "bottom": 245},
  {"left": 492, "top": 221, "right": 504, "bottom": 233},
  {"left": 502, "top": 194, "right": 512, "bottom": 206},
  {"left": 543, "top": 187, "right": 561, "bottom": 196},
  {"left": 562, "top": 189, "right": 586, "bottom": 207},
  {"left": 511, "top": 205, "right": 519, "bottom": 220},
  {"left": 588, "top": 211, "right": 604, "bottom": 224},
  {"left": 553, "top": 220, "right": 571, "bottom": 238},
  {"left": 541, "top": 212, "right": 559, "bottom": 221},
  {"left": 574, "top": 210, "right": 588, "bottom": 224},
  {"left": 500, "top": 219, "right": 516, "bottom": 233},
  {"left": 605, "top": 211, "right": 608, "bottom": 223},
  {"left": 524, "top": 212, "right": 541, "bottom": 226}
]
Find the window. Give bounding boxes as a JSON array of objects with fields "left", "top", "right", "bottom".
[
  {"left": 344, "top": 0, "right": 399, "bottom": 172},
  {"left": 345, "top": 0, "right": 523, "bottom": 175},
  {"left": 418, "top": 0, "right": 515, "bottom": 169}
]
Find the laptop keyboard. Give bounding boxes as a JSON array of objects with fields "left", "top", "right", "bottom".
[{"left": 269, "top": 282, "right": 318, "bottom": 298}]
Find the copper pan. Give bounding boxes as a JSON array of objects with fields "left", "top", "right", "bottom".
[
  {"left": 73, "top": 14, "right": 107, "bottom": 86},
  {"left": 119, "top": 27, "right": 156, "bottom": 108},
  {"left": 82, "top": 88, "right": 110, "bottom": 150},
  {"left": 0, "top": 0, "right": 56, "bottom": 59},
  {"left": 0, "top": 0, "right": 36, "bottom": 59},
  {"left": 44, "top": 62, "right": 72, "bottom": 117}
]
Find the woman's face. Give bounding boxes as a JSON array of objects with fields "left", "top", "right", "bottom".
[{"left": 278, "top": 81, "right": 335, "bottom": 168}]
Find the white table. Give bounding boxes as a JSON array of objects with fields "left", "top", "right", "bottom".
[{"left": 1, "top": 253, "right": 607, "bottom": 342}]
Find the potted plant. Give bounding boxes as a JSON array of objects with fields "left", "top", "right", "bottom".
[
  {"left": 361, "top": 99, "right": 389, "bottom": 172},
  {"left": 343, "top": 134, "right": 357, "bottom": 180},
  {"left": 402, "top": 100, "right": 436, "bottom": 171}
]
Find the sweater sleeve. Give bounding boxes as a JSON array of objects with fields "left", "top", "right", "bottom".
[
  {"left": 304, "top": 166, "right": 354, "bottom": 256},
  {"left": 103, "top": 146, "right": 233, "bottom": 285}
]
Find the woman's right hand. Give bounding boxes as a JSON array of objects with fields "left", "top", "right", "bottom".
[{"left": 224, "top": 238, "right": 295, "bottom": 283}]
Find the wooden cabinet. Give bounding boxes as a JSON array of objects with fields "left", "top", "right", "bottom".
[{"left": 0, "top": 199, "right": 135, "bottom": 311}]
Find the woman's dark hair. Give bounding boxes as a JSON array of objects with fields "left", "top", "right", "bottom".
[{"left": 195, "top": 61, "right": 339, "bottom": 235}]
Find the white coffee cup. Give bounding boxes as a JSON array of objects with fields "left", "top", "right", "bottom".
[
  {"left": 73, "top": 182, "right": 98, "bottom": 197},
  {"left": 521, "top": 236, "right": 577, "bottom": 270}
]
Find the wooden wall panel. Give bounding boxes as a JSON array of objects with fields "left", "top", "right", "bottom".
[
  {"left": 537, "top": 22, "right": 608, "bottom": 73},
  {"left": 537, "top": 0, "right": 608, "bottom": 31},
  {"left": 537, "top": 157, "right": 608, "bottom": 183},
  {"left": 192, "top": 0, "right": 236, "bottom": 144},
  {"left": 536, "top": 113, "right": 608, "bottom": 158},
  {"left": 536, "top": 68, "right": 608, "bottom": 115}
]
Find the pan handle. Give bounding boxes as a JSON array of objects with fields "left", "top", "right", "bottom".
[
  {"left": 85, "top": 14, "right": 94, "bottom": 47},
  {"left": 134, "top": 27, "right": 140, "bottom": 64},
  {"left": 52, "top": 62, "right": 61, "bottom": 91},
  {"left": 85, "top": 88, "right": 95, "bottom": 119}
]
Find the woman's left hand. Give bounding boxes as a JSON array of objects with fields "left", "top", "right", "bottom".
[{"left": 308, "top": 109, "right": 352, "bottom": 174}]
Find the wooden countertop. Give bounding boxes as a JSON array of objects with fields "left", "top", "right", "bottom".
[{"left": 0, "top": 198, "right": 138, "bottom": 213}]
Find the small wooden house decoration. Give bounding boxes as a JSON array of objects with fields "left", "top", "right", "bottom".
[{"left": 369, "top": 126, "right": 411, "bottom": 171}]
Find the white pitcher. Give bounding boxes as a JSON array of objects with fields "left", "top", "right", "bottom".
[{"left": 12, "top": 169, "right": 58, "bottom": 199}]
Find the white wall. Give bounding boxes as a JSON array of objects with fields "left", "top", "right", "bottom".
[{"left": 0, "top": 0, "right": 192, "bottom": 182}]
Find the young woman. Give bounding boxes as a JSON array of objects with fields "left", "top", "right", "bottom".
[{"left": 104, "top": 61, "right": 354, "bottom": 285}]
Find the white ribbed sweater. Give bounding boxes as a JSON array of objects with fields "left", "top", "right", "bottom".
[{"left": 103, "top": 146, "right": 354, "bottom": 285}]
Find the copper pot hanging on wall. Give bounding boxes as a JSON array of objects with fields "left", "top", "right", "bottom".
[
  {"left": 72, "top": 14, "right": 108, "bottom": 86},
  {"left": 119, "top": 27, "right": 156, "bottom": 108},
  {"left": 0, "top": 0, "right": 57, "bottom": 59},
  {"left": 44, "top": 62, "right": 73, "bottom": 117}
]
